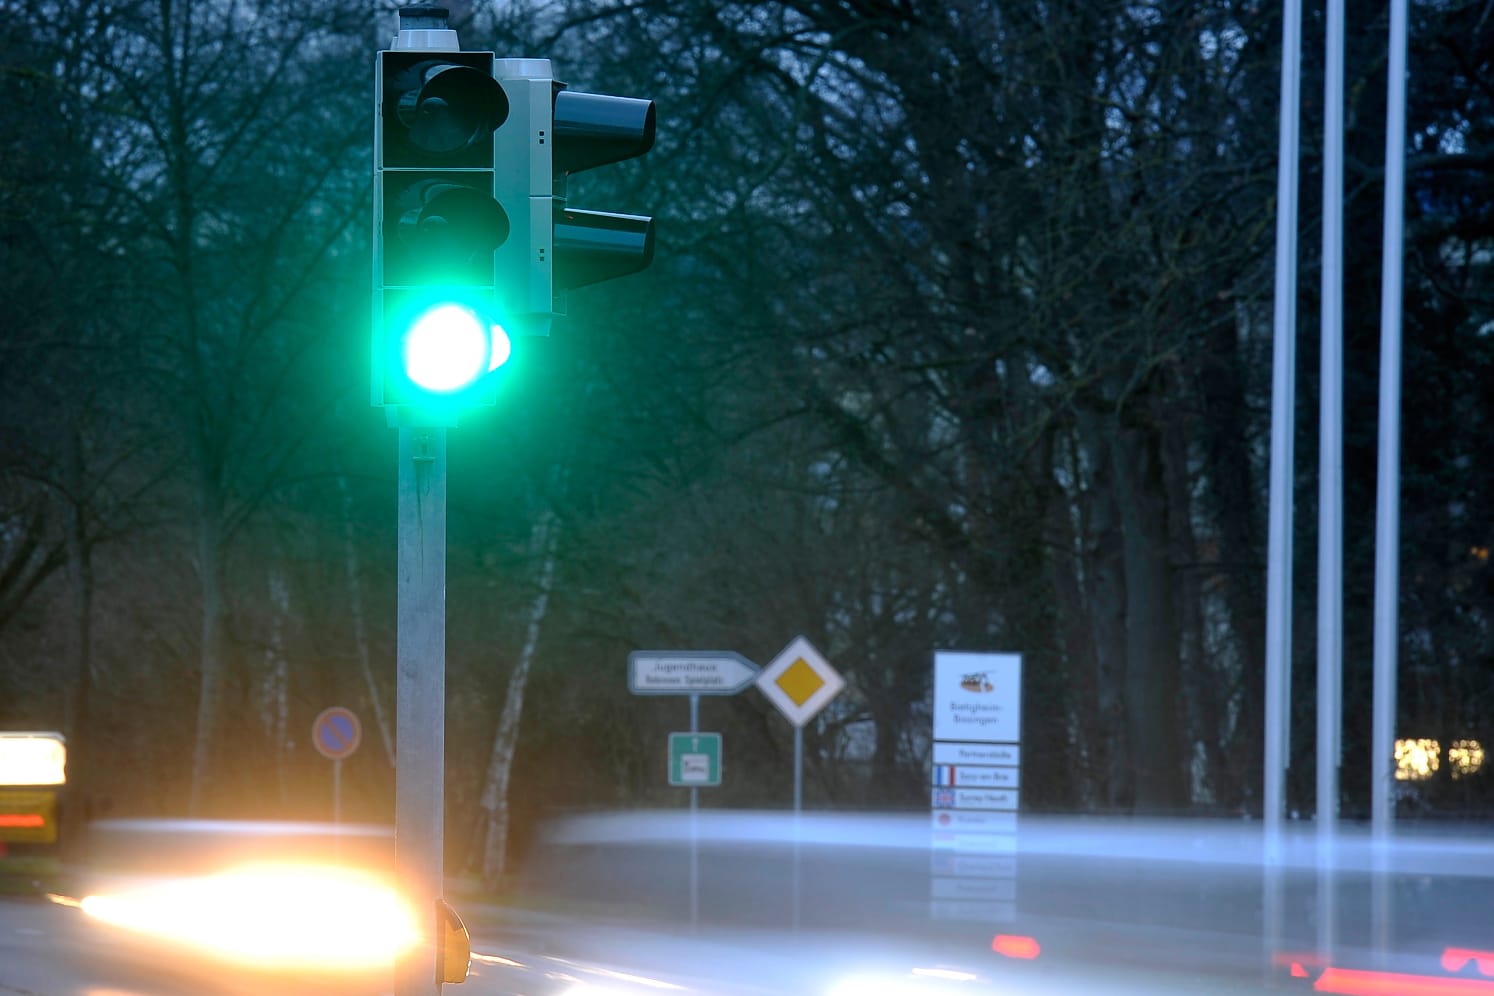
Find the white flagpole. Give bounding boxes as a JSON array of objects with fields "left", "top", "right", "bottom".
[
  {"left": 1264, "top": 3, "right": 1303, "bottom": 980},
  {"left": 1318, "top": 0, "right": 1346, "bottom": 839},
  {"left": 1372, "top": 0, "right": 1409, "bottom": 843},
  {"left": 1264, "top": 0, "right": 1303, "bottom": 844},
  {"left": 1317, "top": 0, "right": 1347, "bottom": 966}
]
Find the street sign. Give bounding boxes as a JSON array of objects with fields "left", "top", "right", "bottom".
[
  {"left": 668, "top": 732, "right": 722, "bottom": 787},
  {"left": 931, "top": 787, "right": 1019, "bottom": 811},
  {"left": 312, "top": 707, "right": 362, "bottom": 760},
  {"left": 628, "top": 651, "right": 759, "bottom": 695},
  {"left": 756, "top": 635, "right": 844, "bottom": 728},
  {"left": 931, "top": 809, "right": 1019, "bottom": 834},
  {"left": 932, "top": 742, "right": 1021, "bottom": 766},
  {"left": 932, "top": 764, "right": 1019, "bottom": 788}
]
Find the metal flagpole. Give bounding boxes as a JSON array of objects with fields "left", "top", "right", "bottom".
[
  {"left": 1264, "top": 0, "right": 1302, "bottom": 981},
  {"left": 1265, "top": 0, "right": 1303, "bottom": 841},
  {"left": 1373, "top": 0, "right": 1408, "bottom": 846},
  {"left": 1317, "top": 0, "right": 1347, "bottom": 964},
  {"left": 1372, "top": 0, "right": 1410, "bottom": 965}
]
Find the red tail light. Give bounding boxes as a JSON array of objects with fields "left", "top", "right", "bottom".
[{"left": 991, "top": 934, "right": 1041, "bottom": 960}]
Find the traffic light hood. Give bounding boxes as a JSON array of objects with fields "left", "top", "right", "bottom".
[{"left": 553, "top": 91, "right": 656, "bottom": 175}]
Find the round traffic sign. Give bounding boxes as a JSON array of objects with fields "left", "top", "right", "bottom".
[{"left": 312, "top": 707, "right": 362, "bottom": 760}]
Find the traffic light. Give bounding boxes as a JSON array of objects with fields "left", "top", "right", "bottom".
[
  {"left": 373, "top": 9, "right": 513, "bottom": 411},
  {"left": 494, "top": 61, "right": 656, "bottom": 330},
  {"left": 373, "top": 15, "right": 658, "bottom": 413}
]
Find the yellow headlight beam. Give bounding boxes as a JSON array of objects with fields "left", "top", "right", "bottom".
[{"left": 81, "top": 863, "right": 419, "bottom": 972}]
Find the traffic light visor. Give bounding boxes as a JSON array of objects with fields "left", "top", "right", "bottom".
[
  {"left": 553, "top": 208, "right": 654, "bottom": 289},
  {"left": 552, "top": 91, "right": 656, "bottom": 174}
]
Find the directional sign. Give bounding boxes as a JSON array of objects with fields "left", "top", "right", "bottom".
[
  {"left": 932, "top": 764, "right": 1019, "bottom": 789},
  {"left": 931, "top": 787, "right": 1019, "bottom": 811},
  {"left": 756, "top": 635, "right": 844, "bottom": 728},
  {"left": 312, "top": 706, "right": 362, "bottom": 761},
  {"left": 668, "top": 732, "right": 722, "bottom": 787},
  {"left": 629, "top": 651, "right": 759, "bottom": 696}
]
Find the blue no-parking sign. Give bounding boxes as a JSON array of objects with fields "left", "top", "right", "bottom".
[{"left": 312, "top": 707, "right": 362, "bottom": 760}]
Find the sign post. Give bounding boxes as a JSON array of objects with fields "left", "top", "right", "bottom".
[
  {"left": 667, "top": 726, "right": 724, "bottom": 928},
  {"left": 755, "top": 635, "right": 843, "bottom": 932},
  {"left": 629, "top": 650, "right": 758, "bottom": 928},
  {"left": 312, "top": 707, "right": 362, "bottom": 824}
]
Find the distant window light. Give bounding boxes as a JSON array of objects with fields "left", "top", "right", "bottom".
[
  {"left": 1394, "top": 738, "right": 1440, "bottom": 781},
  {"left": 1448, "top": 740, "right": 1485, "bottom": 780}
]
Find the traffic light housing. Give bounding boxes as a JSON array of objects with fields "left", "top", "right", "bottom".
[
  {"left": 373, "top": 19, "right": 512, "bottom": 412},
  {"left": 494, "top": 61, "right": 656, "bottom": 330},
  {"left": 372, "top": 16, "right": 657, "bottom": 414}
]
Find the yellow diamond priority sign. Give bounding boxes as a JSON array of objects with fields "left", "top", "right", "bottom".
[{"left": 757, "top": 635, "right": 844, "bottom": 727}]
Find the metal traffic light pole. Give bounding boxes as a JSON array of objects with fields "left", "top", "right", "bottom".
[
  {"left": 381, "top": 12, "right": 472, "bottom": 995},
  {"left": 374, "top": 5, "right": 659, "bottom": 989},
  {"left": 395, "top": 421, "right": 448, "bottom": 996}
]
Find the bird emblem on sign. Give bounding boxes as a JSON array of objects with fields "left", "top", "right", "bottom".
[{"left": 961, "top": 671, "right": 995, "bottom": 693}]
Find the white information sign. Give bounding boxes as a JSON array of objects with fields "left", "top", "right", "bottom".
[
  {"left": 932, "top": 652, "right": 1022, "bottom": 743},
  {"left": 929, "top": 651, "right": 1023, "bottom": 921},
  {"left": 930, "top": 809, "right": 1018, "bottom": 833},
  {"left": 929, "top": 900, "right": 1016, "bottom": 923},
  {"left": 930, "top": 829, "right": 1018, "bottom": 852},
  {"left": 933, "top": 764, "right": 1019, "bottom": 789},
  {"left": 932, "top": 742, "right": 1021, "bottom": 767},
  {"left": 931, "top": 787, "right": 1019, "bottom": 811},
  {"left": 931, "top": 876, "right": 1018, "bottom": 902},
  {"left": 931, "top": 852, "right": 1017, "bottom": 878}
]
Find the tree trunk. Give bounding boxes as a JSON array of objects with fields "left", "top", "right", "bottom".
[
  {"left": 1076, "top": 411, "right": 1133, "bottom": 809},
  {"left": 188, "top": 463, "right": 226, "bottom": 817},
  {"left": 470, "top": 509, "right": 559, "bottom": 893},
  {"left": 1114, "top": 420, "right": 1187, "bottom": 811},
  {"left": 1198, "top": 308, "right": 1268, "bottom": 810},
  {"left": 62, "top": 424, "right": 95, "bottom": 842},
  {"left": 339, "top": 474, "right": 394, "bottom": 767},
  {"left": 262, "top": 570, "right": 290, "bottom": 808},
  {"left": 1044, "top": 436, "right": 1102, "bottom": 808}
]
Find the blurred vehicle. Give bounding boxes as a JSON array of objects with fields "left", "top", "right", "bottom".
[
  {"left": 0, "top": 731, "right": 67, "bottom": 856},
  {"left": 510, "top": 810, "right": 1494, "bottom": 995},
  {"left": 70, "top": 818, "right": 414, "bottom": 993},
  {"left": 47, "top": 812, "right": 1494, "bottom": 995}
]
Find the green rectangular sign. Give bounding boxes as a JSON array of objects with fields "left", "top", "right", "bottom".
[{"left": 668, "top": 732, "right": 722, "bottom": 787}]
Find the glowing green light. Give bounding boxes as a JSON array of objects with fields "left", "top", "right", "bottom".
[
  {"left": 487, "top": 323, "right": 511, "bottom": 371},
  {"left": 401, "top": 303, "right": 493, "bottom": 393}
]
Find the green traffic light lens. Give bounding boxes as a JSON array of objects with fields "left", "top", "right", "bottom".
[{"left": 400, "top": 303, "right": 509, "bottom": 393}]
